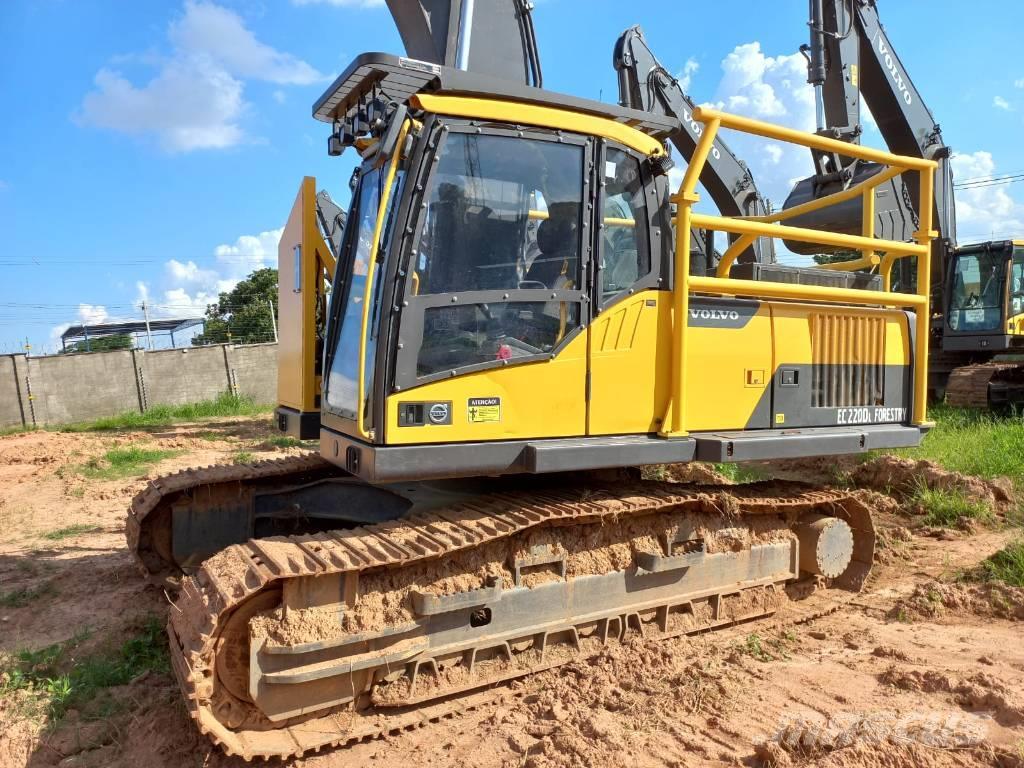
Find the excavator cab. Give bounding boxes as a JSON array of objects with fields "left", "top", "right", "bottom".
[{"left": 944, "top": 241, "right": 1024, "bottom": 352}]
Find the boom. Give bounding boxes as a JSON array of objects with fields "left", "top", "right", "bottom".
[
  {"left": 804, "top": 0, "right": 956, "bottom": 293},
  {"left": 385, "top": 0, "right": 542, "bottom": 86},
  {"left": 614, "top": 26, "right": 775, "bottom": 268}
]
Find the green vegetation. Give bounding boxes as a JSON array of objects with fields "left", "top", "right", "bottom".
[
  {"left": 39, "top": 524, "right": 102, "bottom": 541},
  {"left": 913, "top": 484, "right": 994, "bottom": 528},
  {"left": 232, "top": 450, "right": 256, "bottom": 465},
  {"left": 962, "top": 540, "right": 1024, "bottom": 587},
  {"left": 265, "top": 435, "right": 305, "bottom": 449},
  {"left": 0, "top": 618, "right": 169, "bottom": 721},
  {"left": 192, "top": 268, "right": 278, "bottom": 346},
  {"left": 899, "top": 405, "right": 1024, "bottom": 484},
  {"left": 60, "top": 392, "right": 270, "bottom": 432},
  {"left": 78, "top": 446, "right": 181, "bottom": 480},
  {"left": 712, "top": 463, "right": 767, "bottom": 484},
  {"left": 735, "top": 631, "right": 796, "bottom": 662},
  {"left": 0, "top": 582, "right": 56, "bottom": 608},
  {"left": 60, "top": 333, "right": 134, "bottom": 354}
]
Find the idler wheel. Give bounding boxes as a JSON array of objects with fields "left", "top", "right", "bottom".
[{"left": 796, "top": 514, "right": 854, "bottom": 578}]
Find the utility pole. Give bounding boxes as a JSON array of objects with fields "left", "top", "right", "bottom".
[
  {"left": 142, "top": 301, "right": 154, "bottom": 350},
  {"left": 268, "top": 299, "right": 279, "bottom": 343}
]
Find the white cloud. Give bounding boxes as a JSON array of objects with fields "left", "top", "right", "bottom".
[
  {"left": 763, "top": 144, "right": 783, "bottom": 165},
  {"left": 952, "top": 150, "right": 1024, "bottom": 242},
  {"left": 78, "top": 2, "right": 323, "bottom": 152},
  {"left": 1015, "top": 78, "right": 1024, "bottom": 89},
  {"left": 691, "top": 41, "right": 817, "bottom": 217},
  {"left": 714, "top": 43, "right": 815, "bottom": 128},
  {"left": 292, "top": 0, "right": 386, "bottom": 7},
  {"left": 77, "top": 304, "right": 110, "bottom": 325},
  {"left": 993, "top": 95, "right": 1012, "bottom": 111},
  {"left": 80, "top": 58, "right": 245, "bottom": 152},
  {"left": 137, "top": 227, "right": 284, "bottom": 320},
  {"left": 170, "top": 2, "right": 324, "bottom": 85},
  {"left": 677, "top": 58, "right": 699, "bottom": 93}
]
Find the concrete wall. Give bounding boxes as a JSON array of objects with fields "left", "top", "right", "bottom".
[
  {"left": 0, "top": 355, "right": 26, "bottom": 429},
  {"left": 0, "top": 343, "right": 278, "bottom": 429}
]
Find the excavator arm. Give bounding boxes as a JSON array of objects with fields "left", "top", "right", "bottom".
[
  {"left": 801, "top": 0, "right": 956, "bottom": 294},
  {"left": 614, "top": 26, "right": 775, "bottom": 268},
  {"left": 385, "top": 0, "right": 542, "bottom": 86}
]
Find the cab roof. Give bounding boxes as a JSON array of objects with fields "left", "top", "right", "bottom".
[{"left": 313, "top": 52, "right": 679, "bottom": 141}]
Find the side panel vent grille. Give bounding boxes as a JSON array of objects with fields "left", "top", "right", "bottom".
[{"left": 810, "top": 314, "right": 886, "bottom": 407}]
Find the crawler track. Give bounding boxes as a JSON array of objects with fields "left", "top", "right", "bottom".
[
  {"left": 945, "top": 362, "right": 1024, "bottom": 408},
  {"left": 126, "top": 453, "right": 337, "bottom": 579},
  {"left": 164, "top": 476, "right": 877, "bottom": 760}
]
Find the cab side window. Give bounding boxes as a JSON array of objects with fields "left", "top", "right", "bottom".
[
  {"left": 600, "top": 147, "right": 651, "bottom": 302},
  {"left": 1012, "top": 250, "right": 1024, "bottom": 317}
]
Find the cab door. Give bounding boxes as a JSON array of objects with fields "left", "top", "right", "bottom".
[{"left": 587, "top": 143, "right": 671, "bottom": 436}]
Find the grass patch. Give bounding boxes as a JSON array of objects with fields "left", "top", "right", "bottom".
[
  {"left": 79, "top": 446, "right": 180, "bottom": 480},
  {"left": 0, "top": 582, "right": 56, "bottom": 608},
  {"left": 734, "top": 631, "right": 797, "bottom": 662},
  {"left": 60, "top": 392, "right": 271, "bottom": 433},
  {"left": 232, "top": 451, "right": 256, "bottom": 465},
  {"left": 962, "top": 540, "right": 1024, "bottom": 587},
  {"left": 913, "top": 484, "right": 994, "bottom": 528},
  {"left": 897, "top": 404, "right": 1024, "bottom": 484},
  {"left": 39, "top": 524, "right": 102, "bottom": 541},
  {"left": 265, "top": 435, "right": 305, "bottom": 449},
  {"left": 712, "top": 463, "right": 767, "bottom": 484},
  {"left": 0, "top": 617, "right": 169, "bottom": 721}
]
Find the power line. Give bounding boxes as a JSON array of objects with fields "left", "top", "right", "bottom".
[{"left": 954, "top": 173, "right": 1024, "bottom": 190}]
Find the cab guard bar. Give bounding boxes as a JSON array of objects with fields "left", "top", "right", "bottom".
[{"left": 663, "top": 106, "right": 937, "bottom": 436}]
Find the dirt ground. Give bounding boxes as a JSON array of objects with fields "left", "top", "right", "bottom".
[{"left": 1, "top": 420, "right": 1022, "bottom": 768}]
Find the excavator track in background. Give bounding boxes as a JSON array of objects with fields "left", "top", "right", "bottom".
[
  {"left": 944, "top": 362, "right": 1024, "bottom": 409},
  {"left": 167, "top": 479, "right": 878, "bottom": 760}
]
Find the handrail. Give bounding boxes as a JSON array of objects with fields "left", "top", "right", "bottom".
[
  {"left": 356, "top": 120, "right": 410, "bottom": 441},
  {"left": 662, "top": 106, "right": 937, "bottom": 438}
]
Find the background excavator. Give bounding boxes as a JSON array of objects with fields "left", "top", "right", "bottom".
[
  {"left": 786, "top": 0, "right": 1024, "bottom": 408},
  {"left": 127, "top": 1, "right": 938, "bottom": 759}
]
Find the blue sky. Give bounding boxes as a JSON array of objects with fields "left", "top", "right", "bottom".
[{"left": 2, "top": 0, "right": 1024, "bottom": 353}]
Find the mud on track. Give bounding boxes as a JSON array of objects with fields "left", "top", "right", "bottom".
[{"left": 0, "top": 422, "right": 1022, "bottom": 768}]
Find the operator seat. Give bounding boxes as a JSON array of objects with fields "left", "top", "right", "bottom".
[{"left": 527, "top": 202, "right": 579, "bottom": 289}]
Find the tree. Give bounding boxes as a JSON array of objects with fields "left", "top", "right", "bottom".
[
  {"left": 812, "top": 251, "right": 860, "bottom": 265},
  {"left": 62, "top": 333, "right": 134, "bottom": 354},
  {"left": 192, "top": 268, "right": 278, "bottom": 346}
]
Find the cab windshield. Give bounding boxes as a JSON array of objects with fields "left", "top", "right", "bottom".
[
  {"left": 948, "top": 249, "right": 1006, "bottom": 332},
  {"left": 1011, "top": 248, "right": 1024, "bottom": 318},
  {"left": 324, "top": 163, "right": 403, "bottom": 420}
]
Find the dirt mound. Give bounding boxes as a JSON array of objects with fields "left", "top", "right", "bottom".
[
  {"left": 880, "top": 666, "right": 1024, "bottom": 727},
  {"left": 503, "top": 637, "right": 737, "bottom": 767},
  {"left": 892, "top": 580, "right": 1024, "bottom": 622},
  {"left": 850, "top": 456, "right": 1014, "bottom": 508},
  {"left": 757, "top": 739, "right": 1023, "bottom": 768},
  {"left": 656, "top": 462, "right": 734, "bottom": 485}
]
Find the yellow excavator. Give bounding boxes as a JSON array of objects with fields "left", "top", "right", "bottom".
[{"left": 127, "top": 1, "right": 937, "bottom": 759}]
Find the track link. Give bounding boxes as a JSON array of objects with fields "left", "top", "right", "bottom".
[
  {"left": 945, "top": 362, "right": 1022, "bottom": 408},
  {"left": 126, "top": 453, "right": 337, "bottom": 579},
  {"left": 166, "top": 479, "right": 876, "bottom": 761}
]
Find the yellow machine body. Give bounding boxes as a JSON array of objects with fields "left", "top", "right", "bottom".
[
  {"left": 283, "top": 76, "right": 934, "bottom": 481},
  {"left": 276, "top": 177, "right": 335, "bottom": 438}
]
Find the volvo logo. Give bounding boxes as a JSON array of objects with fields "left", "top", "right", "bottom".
[
  {"left": 689, "top": 309, "right": 740, "bottom": 321},
  {"left": 682, "top": 107, "right": 722, "bottom": 161},
  {"left": 428, "top": 403, "right": 450, "bottom": 424},
  {"left": 876, "top": 36, "right": 913, "bottom": 106}
]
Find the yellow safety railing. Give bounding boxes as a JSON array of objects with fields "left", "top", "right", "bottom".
[{"left": 663, "top": 106, "right": 937, "bottom": 438}]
